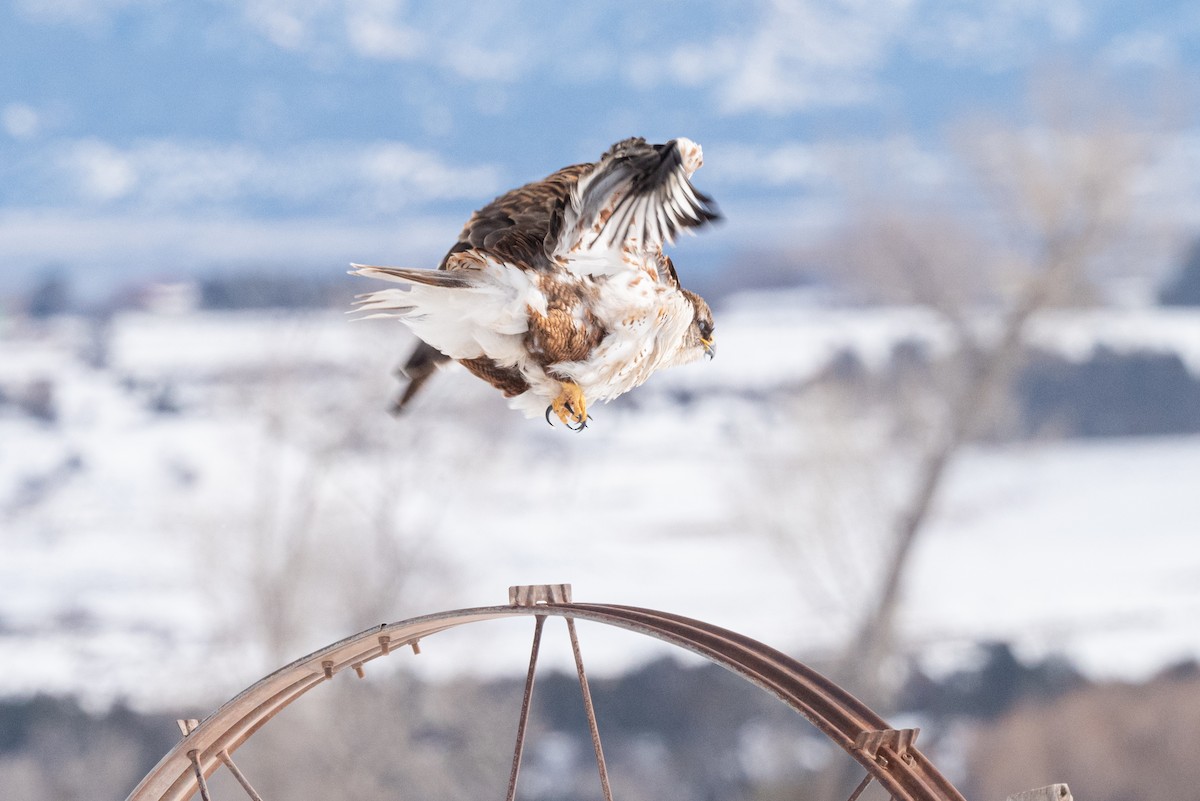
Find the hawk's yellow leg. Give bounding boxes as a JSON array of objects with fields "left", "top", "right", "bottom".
[{"left": 550, "top": 381, "right": 588, "bottom": 429}]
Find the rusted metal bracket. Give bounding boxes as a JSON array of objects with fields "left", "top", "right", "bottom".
[
  {"left": 509, "top": 584, "right": 572, "bottom": 606},
  {"left": 855, "top": 728, "right": 920, "bottom": 767},
  {"left": 1007, "top": 785, "right": 1072, "bottom": 801}
]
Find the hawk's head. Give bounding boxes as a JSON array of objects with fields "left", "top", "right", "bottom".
[{"left": 679, "top": 289, "right": 716, "bottom": 363}]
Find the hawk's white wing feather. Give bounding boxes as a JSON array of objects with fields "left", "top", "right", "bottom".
[
  {"left": 550, "top": 138, "right": 718, "bottom": 265},
  {"left": 349, "top": 262, "right": 542, "bottom": 364}
]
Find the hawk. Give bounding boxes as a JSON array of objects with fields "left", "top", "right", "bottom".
[{"left": 351, "top": 137, "right": 719, "bottom": 430}]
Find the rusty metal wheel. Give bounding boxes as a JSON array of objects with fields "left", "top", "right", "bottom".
[{"left": 127, "top": 585, "right": 967, "bottom": 801}]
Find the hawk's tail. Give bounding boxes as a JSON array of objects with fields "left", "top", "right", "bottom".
[
  {"left": 348, "top": 263, "right": 480, "bottom": 414},
  {"left": 349, "top": 264, "right": 474, "bottom": 289},
  {"left": 348, "top": 264, "right": 478, "bottom": 317},
  {"left": 348, "top": 261, "right": 496, "bottom": 412},
  {"left": 390, "top": 341, "right": 449, "bottom": 415}
]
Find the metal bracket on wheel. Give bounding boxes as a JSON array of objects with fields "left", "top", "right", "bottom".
[
  {"left": 856, "top": 728, "right": 920, "bottom": 765},
  {"left": 509, "top": 584, "right": 573, "bottom": 606}
]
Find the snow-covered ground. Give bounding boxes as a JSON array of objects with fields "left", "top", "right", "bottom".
[{"left": 2, "top": 300, "right": 1199, "bottom": 709}]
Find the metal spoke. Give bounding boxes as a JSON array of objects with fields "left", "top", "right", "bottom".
[
  {"left": 505, "top": 615, "right": 547, "bottom": 801},
  {"left": 187, "top": 750, "right": 213, "bottom": 801},
  {"left": 846, "top": 773, "right": 874, "bottom": 801},
  {"left": 181, "top": 715, "right": 268, "bottom": 801},
  {"left": 566, "top": 617, "right": 614, "bottom": 801},
  {"left": 217, "top": 751, "right": 267, "bottom": 801}
]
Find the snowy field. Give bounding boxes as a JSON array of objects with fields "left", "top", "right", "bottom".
[{"left": 2, "top": 299, "right": 1200, "bottom": 709}]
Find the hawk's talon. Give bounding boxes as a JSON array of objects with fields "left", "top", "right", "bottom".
[
  {"left": 545, "top": 406, "right": 555, "bottom": 427},
  {"left": 549, "top": 382, "right": 589, "bottom": 431}
]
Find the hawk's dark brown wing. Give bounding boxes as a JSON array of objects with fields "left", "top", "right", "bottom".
[{"left": 445, "top": 163, "right": 594, "bottom": 271}]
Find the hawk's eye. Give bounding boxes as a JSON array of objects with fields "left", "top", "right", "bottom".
[{"left": 698, "top": 320, "right": 714, "bottom": 339}]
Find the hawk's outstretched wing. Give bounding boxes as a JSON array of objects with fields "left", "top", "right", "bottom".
[{"left": 548, "top": 137, "right": 719, "bottom": 261}]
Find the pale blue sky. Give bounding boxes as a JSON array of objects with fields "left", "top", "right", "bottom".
[{"left": 2, "top": 1, "right": 1197, "bottom": 295}]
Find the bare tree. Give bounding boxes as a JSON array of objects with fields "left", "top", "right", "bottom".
[
  {"left": 734, "top": 73, "right": 1183, "bottom": 720},
  {"left": 727, "top": 74, "right": 1186, "bottom": 801},
  {"left": 841, "top": 90, "right": 1169, "bottom": 695}
]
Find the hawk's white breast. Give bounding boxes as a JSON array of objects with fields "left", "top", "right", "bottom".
[{"left": 508, "top": 269, "right": 694, "bottom": 417}]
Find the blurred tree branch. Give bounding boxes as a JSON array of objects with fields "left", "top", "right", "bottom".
[
  {"left": 819, "top": 73, "right": 1180, "bottom": 697},
  {"left": 772, "top": 72, "right": 1189, "bottom": 801}
]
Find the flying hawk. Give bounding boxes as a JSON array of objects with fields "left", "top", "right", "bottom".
[{"left": 351, "top": 136, "right": 719, "bottom": 430}]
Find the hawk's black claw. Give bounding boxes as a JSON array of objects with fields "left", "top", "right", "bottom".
[{"left": 545, "top": 406, "right": 555, "bottom": 427}]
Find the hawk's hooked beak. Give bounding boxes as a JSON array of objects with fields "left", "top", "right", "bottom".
[{"left": 702, "top": 338, "right": 716, "bottom": 360}]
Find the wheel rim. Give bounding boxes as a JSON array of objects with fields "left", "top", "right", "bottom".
[{"left": 128, "top": 587, "right": 967, "bottom": 801}]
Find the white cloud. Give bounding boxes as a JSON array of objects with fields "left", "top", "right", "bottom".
[
  {"left": 709, "top": 142, "right": 829, "bottom": 188},
  {"left": 345, "top": 10, "right": 425, "bottom": 60},
  {"left": 906, "top": 0, "right": 1088, "bottom": 71},
  {"left": 252, "top": 9, "right": 306, "bottom": 50},
  {"left": 356, "top": 141, "right": 502, "bottom": 204},
  {"left": 233, "top": 0, "right": 534, "bottom": 82},
  {"left": 636, "top": 0, "right": 916, "bottom": 115},
  {"left": 63, "top": 140, "right": 139, "bottom": 201},
  {"left": 341, "top": 0, "right": 529, "bottom": 81},
  {"left": 239, "top": 0, "right": 334, "bottom": 51},
  {"left": 48, "top": 138, "right": 502, "bottom": 215},
  {"left": 0, "top": 208, "right": 459, "bottom": 285},
  {"left": 20, "top": 0, "right": 1079, "bottom": 108},
  {"left": 13, "top": 0, "right": 531, "bottom": 82},
  {"left": 445, "top": 41, "right": 530, "bottom": 82},
  {"left": 635, "top": 0, "right": 1098, "bottom": 115},
  {"left": 1104, "top": 31, "right": 1179, "bottom": 69},
  {"left": 1137, "top": 132, "right": 1200, "bottom": 227},
  {"left": 2, "top": 103, "right": 42, "bottom": 141},
  {"left": 13, "top": 0, "right": 160, "bottom": 26},
  {"left": 707, "top": 136, "right": 951, "bottom": 196}
]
